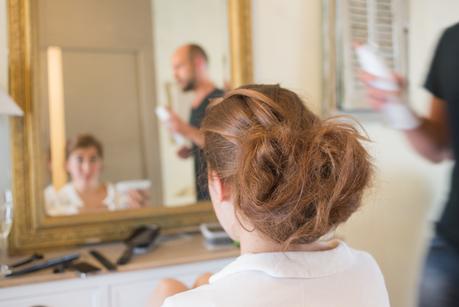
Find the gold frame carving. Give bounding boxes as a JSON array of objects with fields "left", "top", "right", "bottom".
[{"left": 8, "top": 0, "right": 253, "bottom": 254}]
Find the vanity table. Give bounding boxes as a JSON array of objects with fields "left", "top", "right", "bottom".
[{"left": 0, "top": 233, "right": 238, "bottom": 307}]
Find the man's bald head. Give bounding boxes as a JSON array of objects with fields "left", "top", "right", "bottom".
[
  {"left": 172, "top": 44, "right": 209, "bottom": 92},
  {"left": 187, "top": 44, "right": 208, "bottom": 64}
]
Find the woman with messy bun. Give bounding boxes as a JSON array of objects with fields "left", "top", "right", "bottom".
[{"left": 150, "top": 84, "right": 389, "bottom": 307}]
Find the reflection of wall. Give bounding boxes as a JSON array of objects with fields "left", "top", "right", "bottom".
[
  {"left": 62, "top": 51, "right": 146, "bottom": 181},
  {"left": 34, "top": 0, "right": 161, "bottom": 204},
  {"left": 152, "top": 0, "right": 229, "bottom": 206}
]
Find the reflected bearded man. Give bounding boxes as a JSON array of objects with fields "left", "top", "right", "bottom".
[{"left": 167, "top": 44, "right": 224, "bottom": 201}]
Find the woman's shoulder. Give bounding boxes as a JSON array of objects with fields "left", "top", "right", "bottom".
[
  {"left": 162, "top": 243, "right": 390, "bottom": 307},
  {"left": 161, "top": 284, "right": 214, "bottom": 307},
  {"left": 346, "top": 243, "right": 385, "bottom": 274},
  {"left": 343, "top": 244, "right": 390, "bottom": 306},
  {"left": 45, "top": 183, "right": 81, "bottom": 216},
  {"left": 56, "top": 183, "right": 81, "bottom": 202}
]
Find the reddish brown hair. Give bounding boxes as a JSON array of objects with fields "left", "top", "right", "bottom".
[
  {"left": 202, "top": 84, "right": 372, "bottom": 247},
  {"left": 66, "top": 134, "right": 104, "bottom": 160}
]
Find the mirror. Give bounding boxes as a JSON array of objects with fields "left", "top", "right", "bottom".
[
  {"left": 37, "top": 0, "right": 232, "bottom": 215},
  {"left": 8, "top": 0, "right": 252, "bottom": 253}
]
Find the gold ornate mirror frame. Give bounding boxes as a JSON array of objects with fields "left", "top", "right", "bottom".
[{"left": 8, "top": 0, "right": 252, "bottom": 254}]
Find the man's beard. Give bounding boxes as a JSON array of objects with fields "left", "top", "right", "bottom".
[{"left": 182, "top": 78, "right": 197, "bottom": 92}]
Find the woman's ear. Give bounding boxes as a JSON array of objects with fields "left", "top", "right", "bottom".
[
  {"left": 208, "top": 171, "right": 231, "bottom": 204},
  {"left": 208, "top": 171, "right": 223, "bottom": 203}
]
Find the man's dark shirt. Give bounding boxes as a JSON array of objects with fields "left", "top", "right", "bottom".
[
  {"left": 424, "top": 22, "right": 459, "bottom": 250},
  {"left": 189, "top": 88, "right": 224, "bottom": 201}
]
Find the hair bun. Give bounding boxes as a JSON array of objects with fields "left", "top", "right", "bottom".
[{"left": 202, "top": 85, "right": 373, "bottom": 248}]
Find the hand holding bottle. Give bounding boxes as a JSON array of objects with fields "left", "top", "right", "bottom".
[
  {"left": 155, "top": 106, "right": 187, "bottom": 145},
  {"left": 356, "top": 44, "right": 421, "bottom": 130}
]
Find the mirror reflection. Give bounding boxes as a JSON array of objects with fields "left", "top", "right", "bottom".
[
  {"left": 35, "top": 0, "right": 229, "bottom": 215},
  {"left": 44, "top": 134, "right": 152, "bottom": 215}
]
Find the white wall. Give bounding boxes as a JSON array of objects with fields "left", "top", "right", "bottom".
[
  {"left": 252, "top": 0, "right": 322, "bottom": 112},
  {"left": 251, "top": 1, "right": 456, "bottom": 307}
]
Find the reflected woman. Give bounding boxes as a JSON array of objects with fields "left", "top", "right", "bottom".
[{"left": 46, "top": 134, "right": 118, "bottom": 215}]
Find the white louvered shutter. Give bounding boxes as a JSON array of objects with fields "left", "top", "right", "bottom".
[{"left": 336, "top": 0, "right": 408, "bottom": 111}]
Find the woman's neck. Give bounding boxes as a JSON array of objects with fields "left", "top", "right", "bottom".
[{"left": 239, "top": 229, "right": 339, "bottom": 254}]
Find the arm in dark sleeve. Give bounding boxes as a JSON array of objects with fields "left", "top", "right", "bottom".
[{"left": 424, "top": 29, "right": 448, "bottom": 99}]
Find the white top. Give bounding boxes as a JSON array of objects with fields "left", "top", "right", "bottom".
[
  {"left": 162, "top": 241, "right": 390, "bottom": 307},
  {"left": 45, "top": 183, "right": 121, "bottom": 216}
]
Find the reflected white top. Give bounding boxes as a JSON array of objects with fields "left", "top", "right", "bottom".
[
  {"left": 162, "top": 241, "right": 390, "bottom": 307},
  {"left": 45, "top": 183, "right": 121, "bottom": 216}
]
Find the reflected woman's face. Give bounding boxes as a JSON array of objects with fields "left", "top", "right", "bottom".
[{"left": 66, "top": 146, "right": 103, "bottom": 187}]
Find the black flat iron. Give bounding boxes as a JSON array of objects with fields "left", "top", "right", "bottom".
[{"left": 116, "top": 224, "right": 160, "bottom": 265}]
